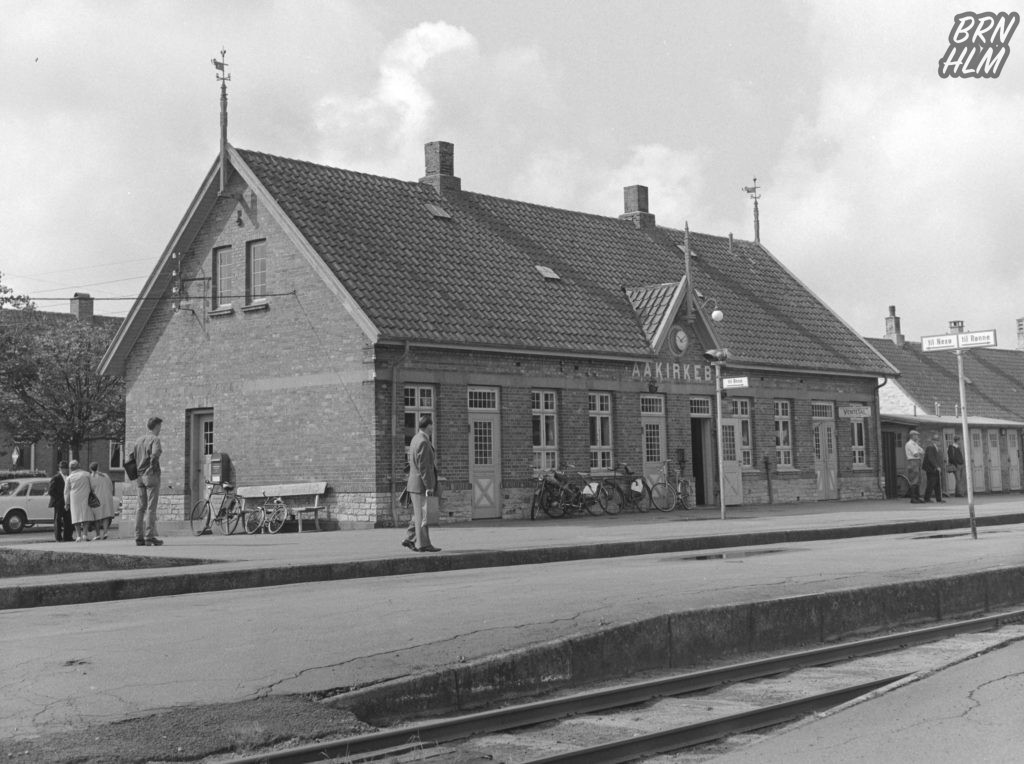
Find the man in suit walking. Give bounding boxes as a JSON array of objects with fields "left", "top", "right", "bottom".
[
  {"left": 48, "top": 460, "right": 72, "bottom": 541},
  {"left": 402, "top": 414, "right": 441, "bottom": 552},
  {"left": 922, "top": 433, "right": 945, "bottom": 503},
  {"left": 947, "top": 435, "right": 966, "bottom": 497}
]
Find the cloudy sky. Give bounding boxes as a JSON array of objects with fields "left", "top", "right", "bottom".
[{"left": 3, "top": 0, "right": 1023, "bottom": 349}]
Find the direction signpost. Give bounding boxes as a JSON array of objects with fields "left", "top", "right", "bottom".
[{"left": 920, "top": 326, "right": 997, "bottom": 539}]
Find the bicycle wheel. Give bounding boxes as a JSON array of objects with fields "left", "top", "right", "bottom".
[
  {"left": 215, "top": 496, "right": 241, "bottom": 535},
  {"left": 598, "top": 481, "right": 624, "bottom": 515},
  {"left": 650, "top": 481, "right": 677, "bottom": 512},
  {"left": 189, "top": 499, "right": 212, "bottom": 536},
  {"left": 243, "top": 506, "right": 265, "bottom": 535},
  {"left": 560, "top": 485, "right": 584, "bottom": 516},
  {"left": 540, "top": 483, "right": 565, "bottom": 518},
  {"left": 582, "top": 483, "right": 604, "bottom": 516},
  {"left": 265, "top": 502, "right": 287, "bottom": 534},
  {"left": 895, "top": 474, "right": 911, "bottom": 498}
]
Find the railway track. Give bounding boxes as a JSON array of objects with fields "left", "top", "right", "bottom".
[{"left": 230, "top": 607, "right": 1024, "bottom": 764}]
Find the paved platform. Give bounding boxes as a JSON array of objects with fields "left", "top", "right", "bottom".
[
  {"left": 2, "top": 494, "right": 1024, "bottom": 758},
  {"left": 2, "top": 495, "right": 1022, "bottom": 609}
]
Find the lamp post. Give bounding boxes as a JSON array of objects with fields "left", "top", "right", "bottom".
[
  {"left": 949, "top": 320, "right": 978, "bottom": 540},
  {"left": 705, "top": 348, "right": 730, "bottom": 521}
]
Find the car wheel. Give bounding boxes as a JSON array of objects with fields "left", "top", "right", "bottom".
[{"left": 3, "top": 510, "right": 27, "bottom": 534}]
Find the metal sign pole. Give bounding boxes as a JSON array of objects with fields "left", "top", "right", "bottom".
[
  {"left": 715, "top": 361, "right": 726, "bottom": 521},
  {"left": 956, "top": 347, "right": 978, "bottom": 539}
]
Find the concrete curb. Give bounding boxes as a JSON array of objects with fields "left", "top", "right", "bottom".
[
  {"left": 2, "top": 513, "right": 1021, "bottom": 610},
  {"left": 325, "top": 566, "right": 1024, "bottom": 723}
]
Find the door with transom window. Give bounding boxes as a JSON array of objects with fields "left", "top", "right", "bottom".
[
  {"left": 812, "top": 403, "right": 839, "bottom": 500},
  {"left": 468, "top": 387, "right": 501, "bottom": 519},
  {"left": 641, "top": 395, "right": 667, "bottom": 482}
]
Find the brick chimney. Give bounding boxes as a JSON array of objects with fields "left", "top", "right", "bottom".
[
  {"left": 884, "top": 305, "right": 904, "bottom": 347},
  {"left": 419, "top": 141, "right": 461, "bottom": 193},
  {"left": 70, "top": 292, "right": 94, "bottom": 322},
  {"left": 619, "top": 185, "right": 656, "bottom": 229}
]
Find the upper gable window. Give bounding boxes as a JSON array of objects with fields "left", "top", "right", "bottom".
[
  {"left": 246, "top": 240, "right": 267, "bottom": 304},
  {"left": 212, "top": 246, "right": 233, "bottom": 309}
]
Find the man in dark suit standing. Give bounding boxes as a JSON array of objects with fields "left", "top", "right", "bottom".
[
  {"left": 48, "top": 460, "right": 72, "bottom": 541},
  {"left": 947, "top": 435, "right": 966, "bottom": 497},
  {"left": 922, "top": 434, "right": 945, "bottom": 503},
  {"left": 402, "top": 414, "right": 441, "bottom": 552}
]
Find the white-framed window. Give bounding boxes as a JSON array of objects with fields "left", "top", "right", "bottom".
[
  {"left": 690, "top": 397, "right": 712, "bottom": 417},
  {"left": 641, "top": 394, "right": 665, "bottom": 465},
  {"left": 245, "top": 239, "right": 267, "bottom": 304},
  {"left": 108, "top": 441, "right": 124, "bottom": 470},
  {"left": 403, "top": 385, "right": 436, "bottom": 464},
  {"left": 212, "top": 246, "right": 233, "bottom": 309},
  {"left": 588, "top": 392, "right": 613, "bottom": 471},
  {"left": 468, "top": 387, "right": 498, "bottom": 410},
  {"left": 774, "top": 399, "right": 793, "bottom": 467},
  {"left": 811, "top": 401, "right": 835, "bottom": 419},
  {"left": 729, "top": 397, "right": 753, "bottom": 468},
  {"left": 532, "top": 390, "right": 558, "bottom": 472},
  {"left": 851, "top": 419, "right": 867, "bottom": 466}
]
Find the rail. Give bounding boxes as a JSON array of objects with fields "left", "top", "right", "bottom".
[{"left": 225, "top": 606, "right": 1024, "bottom": 763}]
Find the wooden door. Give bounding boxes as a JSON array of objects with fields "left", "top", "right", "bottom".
[
  {"left": 1007, "top": 431, "right": 1021, "bottom": 490},
  {"left": 190, "top": 410, "right": 214, "bottom": 505},
  {"left": 813, "top": 421, "right": 839, "bottom": 499},
  {"left": 641, "top": 395, "right": 667, "bottom": 483},
  {"left": 720, "top": 418, "right": 743, "bottom": 506},
  {"left": 986, "top": 430, "right": 1003, "bottom": 491},
  {"left": 969, "top": 429, "right": 986, "bottom": 492},
  {"left": 467, "top": 387, "right": 501, "bottom": 519}
]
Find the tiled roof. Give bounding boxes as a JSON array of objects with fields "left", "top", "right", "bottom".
[
  {"left": 624, "top": 283, "right": 678, "bottom": 348},
  {"left": 867, "top": 338, "right": 1024, "bottom": 420},
  {"left": 235, "top": 149, "right": 894, "bottom": 375},
  {"left": 1, "top": 308, "right": 121, "bottom": 335}
]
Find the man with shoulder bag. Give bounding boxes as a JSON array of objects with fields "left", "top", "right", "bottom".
[{"left": 133, "top": 416, "right": 164, "bottom": 546}]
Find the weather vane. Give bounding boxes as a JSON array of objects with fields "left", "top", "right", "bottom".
[
  {"left": 212, "top": 49, "right": 230, "bottom": 194},
  {"left": 742, "top": 177, "right": 761, "bottom": 244}
]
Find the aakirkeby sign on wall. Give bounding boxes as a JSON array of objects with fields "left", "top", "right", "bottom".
[{"left": 631, "top": 361, "right": 714, "bottom": 384}]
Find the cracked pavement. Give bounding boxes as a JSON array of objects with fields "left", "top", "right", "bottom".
[{"left": 3, "top": 523, "right": 1024, "bottom": 743}]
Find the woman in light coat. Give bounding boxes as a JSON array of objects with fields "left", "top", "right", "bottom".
[
  {"left": 89, "top": 462, "right": 116, "bottom": 540},
  {"left": 64, "top": 460, "right": 95, "bottom": 541}
]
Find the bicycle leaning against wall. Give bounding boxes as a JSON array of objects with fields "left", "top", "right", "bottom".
[
  {"left": 190, "top": 481, "right": 243, "bottom": 536},
  {"left": 598, "top": 463, "right": 676, "bottom": 514}
]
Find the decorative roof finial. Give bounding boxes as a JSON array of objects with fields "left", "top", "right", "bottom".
[
  {"left": 742, "top": 178, "right": 761, "bottom": 244},
  {"left": 212, "top": 49, "right": 230, "bottom": 194}
]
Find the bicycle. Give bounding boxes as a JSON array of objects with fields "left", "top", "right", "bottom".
[
  {"left": 660, "top": 459, "right": 692, "bottom": 511},
  {"left": 555, "top": 467, "right": 605, "bottom": 517},
  {"left": 190, "top": 482, "right": 243, "bottom": 536},
  {"left": 599, "top": 463, "right": 676, "bottom": 514},
  {"left": 243, "top": 493, "right": 288, "bottom": 534},
  {"left": 531, "top": 468, "right": 565, "bottom": 519}
]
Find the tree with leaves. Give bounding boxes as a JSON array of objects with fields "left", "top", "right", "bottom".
[{"left": 1, "top": 273, "right": 124, "bottom": 458}]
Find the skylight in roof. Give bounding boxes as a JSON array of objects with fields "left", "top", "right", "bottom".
[
  {"left": 535, "top": 265, "right": 561, "bottom": 280},
  {"left": 424, "top": 203, "right": 452, "bottom": 219}
]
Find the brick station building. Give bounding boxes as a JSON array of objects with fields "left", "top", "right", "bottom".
[{"left": 100, "top": 141, "right": 897, "bottom": 528}]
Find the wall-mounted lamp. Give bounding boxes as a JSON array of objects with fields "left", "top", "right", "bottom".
[
  {"left": 693, "top": 290, "right": 725, "bottom": 322},
  {"left": 648, "top": 381, "right": 659, "bottom": 394}
]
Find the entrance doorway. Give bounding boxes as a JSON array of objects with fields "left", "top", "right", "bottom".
[
  {"left": 468, "top": 387, "right": 501, "bottom": 519},
  {"left": 188, "top": 409, "right": 214, "bottom": 505},
  {"left": 689, "top": 416, "right": 714, "bottom": 506},
  {"left": 813, "top": 420, "right": 839, "bottom": 499}
]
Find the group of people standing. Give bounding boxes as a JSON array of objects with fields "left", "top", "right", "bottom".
[
  {"left": 904, "top": 430, "right": 966, "bottom": 503},
  {"left": 46, "top": 415, "right": 165, "bottom": 545},
  {"left": 47, "top": 460, "right": 117, "bottom": 542}
]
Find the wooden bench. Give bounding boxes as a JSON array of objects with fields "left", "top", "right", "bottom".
[{"left": 236, "top": 482, "right": 328, "bottom": 532}]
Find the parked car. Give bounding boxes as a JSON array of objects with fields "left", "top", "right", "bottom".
[{"left": 0, "top": 477, "right": 53, "bottom": 533}]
